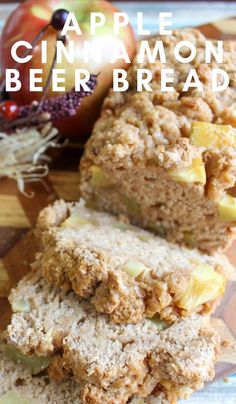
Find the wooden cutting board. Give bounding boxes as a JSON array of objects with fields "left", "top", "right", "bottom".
[{"left": 0, "top": 17, "right": 236, "bottom": 383}]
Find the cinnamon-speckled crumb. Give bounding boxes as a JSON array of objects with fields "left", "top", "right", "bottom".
[
  {"left": 36, "top": 199, "right": 231, "bottom": 325},
  {"left": 5, "top": 269, "right": 220, "bottom": 403},
  {"left": 80, "top": 29, "right": 236, "bottom": 253}
]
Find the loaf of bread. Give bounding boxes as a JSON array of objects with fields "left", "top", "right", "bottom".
[
  {"left": 37, "top": 199, "right": 231, "bottom": 324},
  {"left": 80, "top": 29, "right": 236, "bottom": 253},
  {"left": 5, "top": 268, "right": 220, "bottom": 404}
]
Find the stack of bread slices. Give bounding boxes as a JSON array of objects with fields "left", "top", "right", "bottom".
[{"left": 1, "top": 28, "right": 236, "bottom": 404}]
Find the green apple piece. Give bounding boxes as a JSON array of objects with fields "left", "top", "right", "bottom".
[
  {"left": 138, "top": 234, "right": 154, "bottom": 242},
  {"left": 113, "top": 221, "right": 135, "bottom": 232},
  {"left": 0, "top": 344, "right": 51, "bottom": 375},
  {"left": 0, "top": 391, "right": 36, "bottom": 404},
  {"left": 183, "top": 231, "right": 196, "bottom": 245},
  {"left": 11, "top": 298, "right": 31, "bottom": 313},
  {"left": 146, "top": 223, "right": 166, "bottom": 238},
  {"left": 148, "top": 315, "right": 169, "bottom": 331},
  {"left": 61, "top": 213, "right": 91, "bottom": 228},
  {"left": 85, "top": 200, "right": 98, "bottom": 211},
  {"left": 122, "top": 260, "right": 149, "bottom": 278},
  {"left": 90, "top": 166, "right": 114, "bottom": 188},
  {"left": 122, "top": 195, "right": 140, "bottom": 216},
  {"left": 169, "top": 158, "right": 206, "bottom": 184},
  {"left": 218, "top": 194, "right": 236, "bottom": 222}
]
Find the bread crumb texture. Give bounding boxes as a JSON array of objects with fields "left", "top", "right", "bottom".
[
  {"left": 5, "top": 269, "right": 220, "bottom": 403},
  {"left": 37, "top": 199, "right": 231, "bottom": 324},
  {"left": 80, "top": 29, "right": 236, "bottom": 253},
  {"left": 0, "top": 351, "right": 81, "bottom": 403},
  {"left": 0, "top": 352, "right": 171, "bottom": 404}
]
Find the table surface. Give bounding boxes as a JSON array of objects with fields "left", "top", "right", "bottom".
[{"left": 0, "top": 2, "right": 236, "bottom": 403}]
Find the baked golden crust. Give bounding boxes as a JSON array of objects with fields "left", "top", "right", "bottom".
[
  {"left": 80, "top": 29, "right": 236, "bottom": 253},
  {"left": 36, "top": 199, "right": 231, "bottom": 325}
]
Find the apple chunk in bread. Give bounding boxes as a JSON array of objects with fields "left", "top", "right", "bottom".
[
  {"left": 0, "top": 390, "right": 34, "bottom": 404},
  {"left": 169, "top": 158, "right": 206, "bottom": 184},
  {"left": 122, "top": 260, "right": 149, "bottom": 278},
  {"left": 61, "top": 213, "right": 91, "bottom": 228},
  {"left": 0, "top": 344, "right": 51, "bottom": 375},
  {"left": 218, "top": 194, "right": 236, "bottom": 222},
  {"left": 190, "top": 122, "right": 236, "bottom": 149},
  {"left": 11, "top": 298, "right": 31, "bottom": 313},
  {"left": 90, "top": 166, "right": 114, "bottom": 188},
  {"left": 178, "top": 264, "right": 225, "bottom": 312}
]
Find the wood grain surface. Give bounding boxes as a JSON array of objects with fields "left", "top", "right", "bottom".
[{"left": 0, "top": 14, "right": 236, "bottom": 391}]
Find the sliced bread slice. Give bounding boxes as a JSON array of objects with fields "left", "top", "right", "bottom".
[
  {"left": 37, "top": 199, "right": 231, "bottom": 324},
  {"left": 5, "top": 268, "right": 220, "bottom": 404},
  {"left": 0, "top": 351, "right": 169, "bottom": 404}
]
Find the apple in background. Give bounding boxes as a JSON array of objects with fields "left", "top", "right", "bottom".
[{"left": 0, "top": 0, "right": 136, "bottom": 139}]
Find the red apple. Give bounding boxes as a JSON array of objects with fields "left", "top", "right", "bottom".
[{"left": 0, "top": 0, "right": 136, "bottom": 139}]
